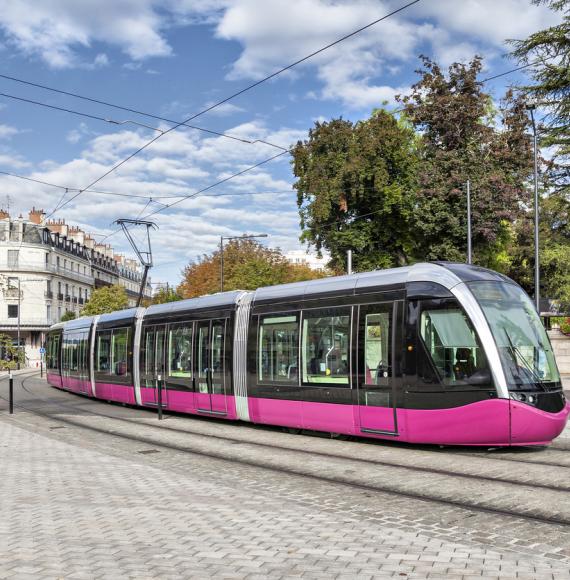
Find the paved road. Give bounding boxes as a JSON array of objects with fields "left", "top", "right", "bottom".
[{"left": 1, "top": 373, "right": 570, "bottom": 579}]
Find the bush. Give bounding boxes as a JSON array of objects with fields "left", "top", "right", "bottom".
[{"left": 560, "top": 317, "right": 570, "bottom": 336}]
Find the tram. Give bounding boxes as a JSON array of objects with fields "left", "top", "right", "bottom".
[{"left": 45, "top": 262, "right": 569, "bottom": 446}]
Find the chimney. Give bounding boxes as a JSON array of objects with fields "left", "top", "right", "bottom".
[{"left": 28, "top": 207, "right": 45, "bottom": 224}]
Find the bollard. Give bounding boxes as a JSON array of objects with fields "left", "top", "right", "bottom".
[
  {"left": 156, "top": 374, "right": 163, "bottom": 421},
  {"left": 40, "top": 360, "right": 43, "bottom": 378},
  {"left": 9, "top": 370, "right": 13, "bottom": 414}
]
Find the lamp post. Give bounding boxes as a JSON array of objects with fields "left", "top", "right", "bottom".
[
  {"left": 220, "top": 234, "right": 268, "bottom": 292},
  {"left": 526, "top": 102, "right": 540, "bottom": 312}
]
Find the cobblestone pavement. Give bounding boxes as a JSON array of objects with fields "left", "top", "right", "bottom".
[{"left": 1, "top": 373, "right": 570, "bottom": 579}]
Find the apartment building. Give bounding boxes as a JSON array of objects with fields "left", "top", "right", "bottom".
[{"left": 0, "top": 208, "right": 151, "bottom": 365}]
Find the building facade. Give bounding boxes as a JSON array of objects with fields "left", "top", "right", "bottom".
[{"left": 0, "top": 208, "right": 151, "bottom": 365}]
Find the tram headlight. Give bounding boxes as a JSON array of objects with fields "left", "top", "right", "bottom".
[{"left": 510, "top": 392, "right": 526, "bottom": 402}]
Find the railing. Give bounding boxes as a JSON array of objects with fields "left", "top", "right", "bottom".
[
  {"left": 0, "top": 317, "right": 52, "bottom": 327},
  {"left": 65, "top": 294, "right": 71, "bottom": 302},
  {"left": 0, "top": 261, "right": 95, "bottom": 284},
  {"left": 45, "top": 291, "right": 53, "bottom": 299},
  {"left": 58, "top": 293, "right": 64, "bottom": 300}
]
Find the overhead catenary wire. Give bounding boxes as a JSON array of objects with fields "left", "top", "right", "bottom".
[
  {"left": 44, "top": 0, "right": 422, "bottom": 219},
  {"left": 0, "top": 90, "right": 288, "bottom": 150}
]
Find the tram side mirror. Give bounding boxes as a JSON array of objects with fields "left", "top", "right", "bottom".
[{"left": 467, "top": 369, "right": 492, "bottom": 386}]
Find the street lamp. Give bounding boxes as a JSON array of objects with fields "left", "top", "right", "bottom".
[
  {"left": 526, "top": 101, "right": 540, "bottom": 312},
  {"left": 220, "top": 233, "right": 268, "bottom": 292}
]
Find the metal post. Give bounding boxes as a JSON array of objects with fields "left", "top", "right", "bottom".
[
  {"left": 40, "top": 359, "right": 43, "bottom": 378},
  {"left": 9, "top": 370, "right": 13, "bottom": 414},
  {"left": 347, "top": 250, "right": 353, "bottom": 275},
  {"left": 220, "top": 236, "right": 224, "bottom": 292},
  {"left": 530, "top": 108, "right": 540, "bottom": 312},
  {"left": 17, "top": 278, "right": 21, "bottom": 370},
  {"left": 466, "top": 180, "right": 472, "bottom": 265},
  {"left": 157, "top": 373, "right": 163, "bottom": 421}
]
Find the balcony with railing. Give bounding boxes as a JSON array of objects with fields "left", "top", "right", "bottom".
[
  {"left": 0, "top": 261, "right": 95, "bottom": 284},
  {"left": 0, "top": 317, "right": 53, "bottom": 329}
]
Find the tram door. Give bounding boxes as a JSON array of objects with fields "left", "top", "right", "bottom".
[
  {"left": 357, "top": 303, "right": 398, "bottom": 435},
  {"left": 141, "top": 325, "right": 168, "bottom": 407},
  {"left": 195, "top": 319, "right": 227, "bottom": 415}
]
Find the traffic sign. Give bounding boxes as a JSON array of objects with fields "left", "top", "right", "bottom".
[{"left": 39, "top": 347, "right": 46, "bottom": 354}]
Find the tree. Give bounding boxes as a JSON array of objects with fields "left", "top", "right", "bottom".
[
  {"left": 60, "top": 310, "right": 76, "bottom": 322},
  {"left": 178, "top": 239, "right": 326, "bottom": 299},
  {"left": 397, "top": 57, "right": 534, "bottom": 272},
  {"left": 81, "top": 285, "right": 129, "bottom": 316},
  {"left": 509, "top": 0, "right": 570, "bottom": 303},
  {"left": 152, "top": 286, "right": 182, "bottom": 304},
  {"left": 0, "top": 333, "right": 24, "bottom": 370},
  {"left": 292, "top": 111, "right": 419, "bottom": 272},
  {"left": 509, "top": 0, "right": 570, "bottom": 195}
]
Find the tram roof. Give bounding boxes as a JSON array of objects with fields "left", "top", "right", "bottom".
[
  {"left": 252, "top": 262, "right": 512, "bottom": 304},
  {"left": 144, "top": 290, "right": 245, "bottom": 319}
]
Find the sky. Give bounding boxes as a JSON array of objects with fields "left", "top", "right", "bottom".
[{"left": 0, "top": 0, "right": 561, "bottom": 285}]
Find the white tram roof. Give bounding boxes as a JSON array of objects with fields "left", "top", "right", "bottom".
[
  {"left": 144, "top": 290, "right": 246, "bottom": 318},
  {"left": 252, "top": 262, "right": 512, "bottom": 304}
]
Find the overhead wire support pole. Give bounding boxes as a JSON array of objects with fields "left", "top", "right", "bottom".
[
  {"left": 466, "top": 180, "right": 472, "bottom": 265},
  {"left": 527, "top": 103, "right": 540, "bottom": 312},
  {"left": 114, "top": 219, "right": 158, "bottom": 307}
]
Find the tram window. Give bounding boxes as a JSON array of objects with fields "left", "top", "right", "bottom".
[
  {"left": 302, "top": 310, "right": 350, "bottom": 385},
  {"left": 420, "top": 308, "right": 489, "bottom": 386},
  {"left": 258, "top": 315, "right": 299, "bottom": 383},
  {"left": 96, "top": 331, "right": 112, "bottom": 374},
  {"left": 111, "top": 328, "right": 129, "bottom": 376},
  {"left": 364, "top": 313, "right": 390, "bottom": 385},
  {"left": 169, "top": 324, "right": 192, "bottom": 379}
]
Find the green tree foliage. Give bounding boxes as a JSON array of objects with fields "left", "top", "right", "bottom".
[
  {"left": 60, "top": 310, "right": 76, "bottom": 322},
  {"left": 80, "top": 285, "right": 129, "bottom": 316},
  {"left": 178, "top": 239, "right": 327, "bottom": 298},
  {"left": 509, "top": 0, "right": 570, "bottom": 303},
  {"left": 291, "top": 111, "right": 419, "bottom": 272},
  {"left": 0, "top": 333, "right": 24, "bottom": 370},
  {"left": 510, "top": 0, "right": 570, "bottom": 194},
  {"left": 398, "top": 57, "right": 534, "bottom": 270},
  {"left": 152, "top": 286, "right": 182, "bottom": 304}
]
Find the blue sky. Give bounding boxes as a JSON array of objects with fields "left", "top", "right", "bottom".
[{"left": 0, "top": 0, "right": 561, "bottom": 285}]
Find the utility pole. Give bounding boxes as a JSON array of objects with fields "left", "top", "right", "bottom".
[
  {"left": 527, "top": 104, "right": 540, "bottom": 312},
  {"left": 220, "top": 236, "right": 224, "bottom": 293},
  {"left": 347, "top": 250, "right": 353, "bottom": 275},
  {"left": 466, "top": 180, "right": 472, "bottom": 265},
  {"left": 17, "top": 278, "right": 20, "bottom": 370}
]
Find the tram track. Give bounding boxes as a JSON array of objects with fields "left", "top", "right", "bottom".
[
  {"left": 16, "top": 374, "right": 570, "bottom": 485},
  {"left": 2, "top": 374, "right": 570, "bottom": 531}
]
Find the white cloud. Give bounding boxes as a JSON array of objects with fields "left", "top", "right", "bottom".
[
  {"left": 0, "top": 124, "right": 19, "bottom": 139},
  {"left": 0, "top": 0, "right": 173, "bottom": 68}
]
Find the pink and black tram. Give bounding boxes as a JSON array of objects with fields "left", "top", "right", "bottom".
[{"left": 45, "top": 262, "right": 569, "bottom": 446}]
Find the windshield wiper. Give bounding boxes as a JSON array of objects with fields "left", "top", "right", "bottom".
[{"left": 504, "top": 329, "right": 546, "bottom": 391}]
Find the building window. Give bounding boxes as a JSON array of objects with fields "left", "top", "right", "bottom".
[
  {"left": 8, "top": 304, "right": 18, "bottom": 319},
  {"left": 7, "top": 250, "right": 19, "bottom": 267},
  {"left": 57, "top": 256, "right": 60, "bottom": 268},
  {"left": 302, "top": 309, "right": 350, "bottom": 385},
  {"left": 47, "top": 304, "right": 52, "bottom": 323},
  {"left": 58, "top": 306, "right": 62, "bottom": 320},
  {"left": 258, "top": 315, "right": 299, "bottom": 383},
  {"left": 45, "top": 253, "right": 49, "bottom": 265}
]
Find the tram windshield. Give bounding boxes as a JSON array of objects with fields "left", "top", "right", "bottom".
[{"left": 468, "top": 282, "right": 560, "bottom": 390}]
